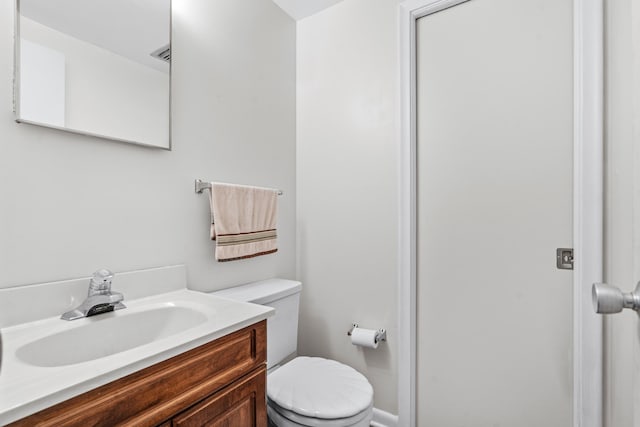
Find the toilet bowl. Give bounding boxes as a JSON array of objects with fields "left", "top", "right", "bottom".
[{"left": 212, "top": 279, "right": 374, "bottom": 427}]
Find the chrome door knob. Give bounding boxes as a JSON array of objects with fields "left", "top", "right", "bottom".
[{"left": 592, "top": 282, "right": 640, "bottom": 314}]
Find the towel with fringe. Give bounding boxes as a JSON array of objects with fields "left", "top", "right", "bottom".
[{"left": 208, "top": 182, "right": 278, "bottom": 262}]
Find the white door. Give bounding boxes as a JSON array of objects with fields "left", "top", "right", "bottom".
[{"left": 416, "top": 0, "right": 574, "bottom": 425}]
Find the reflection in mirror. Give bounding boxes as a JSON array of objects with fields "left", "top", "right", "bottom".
[{"left": 14, "top": 0, "right": 171, "bottom": 149}]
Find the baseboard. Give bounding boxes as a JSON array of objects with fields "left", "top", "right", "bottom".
[{"left": 371, "top": 408, "right": 399, "bottom": 427}]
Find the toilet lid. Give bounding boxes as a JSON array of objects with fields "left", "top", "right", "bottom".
[{"left": 267, "top": 357, "right": 374, "bottom": 420}]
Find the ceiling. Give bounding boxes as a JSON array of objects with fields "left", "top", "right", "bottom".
[
  {"left": 19, "top": 0, "right": 170, "bottom": 73},
  {"left": 271, "top": 0, "right": 345, "bottom": 20}
]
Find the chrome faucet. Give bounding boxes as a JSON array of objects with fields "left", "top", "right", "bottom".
[{"left": 61, "top": 269, "right": 126, "bottom": 321}]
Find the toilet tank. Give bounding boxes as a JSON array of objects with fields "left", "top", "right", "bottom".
[{"left": 211, "top": 278, "right": 301, "bottom": 369}]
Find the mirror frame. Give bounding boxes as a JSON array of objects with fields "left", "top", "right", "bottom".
[{"left": 13, "top": 0, "right": 172, "bottom": 150}]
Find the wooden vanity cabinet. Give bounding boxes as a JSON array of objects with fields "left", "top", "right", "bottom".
[{"left": 9, "top": 321, "right": 267, "bottom": 427}]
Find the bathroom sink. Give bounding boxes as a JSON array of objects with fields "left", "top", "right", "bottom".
[
  {"left": 16, "top": 304, "right": 207, "bottom": 367},
  {"left": 0, "top": 267, "right": 274, "bottom": 425}
]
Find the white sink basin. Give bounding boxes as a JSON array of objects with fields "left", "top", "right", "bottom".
[{"left": 16, "top": 305, "right": 208, "bottom": 367}]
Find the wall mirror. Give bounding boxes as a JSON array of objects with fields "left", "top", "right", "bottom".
[{"left": 14, "top": 0, "right": 171, "bottom": 149}]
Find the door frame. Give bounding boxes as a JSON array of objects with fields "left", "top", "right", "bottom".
[{"left": 397, "top": 0, "right": 604, "bottom": 426}]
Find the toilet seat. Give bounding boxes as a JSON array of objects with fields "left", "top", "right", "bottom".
[{"left": 267, "top": 357, "right": 374, "bottom": 426}]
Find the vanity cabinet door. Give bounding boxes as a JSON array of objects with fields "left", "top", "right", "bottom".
[{"left": 172, "top": 367, "right": 266, "bottom": 427}]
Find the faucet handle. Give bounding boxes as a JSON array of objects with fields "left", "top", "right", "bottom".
[{"left": 88, "top": 268, "right": 114, "bottom": 295}]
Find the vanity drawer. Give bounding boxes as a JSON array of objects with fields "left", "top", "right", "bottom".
[{"left": 9, "top": 321, "right": 266, "bottom": 427}]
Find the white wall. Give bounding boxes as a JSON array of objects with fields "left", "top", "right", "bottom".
[
  {"left": 0, "top": 0, "right": 296, "bottom": 292},
  {"left": 296, "top": 0, "right": 399, "bottom": 414},
  {"left": 19, "top": 17, "right": 169, "bottom": 147}
]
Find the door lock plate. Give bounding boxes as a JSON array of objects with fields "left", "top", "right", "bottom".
[{"left": 556, "top": 248, "right": 574, "bottom": 270}]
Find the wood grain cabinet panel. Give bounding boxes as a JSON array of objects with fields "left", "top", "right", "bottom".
[
  {"left": 173, "top": 367, "right": 266, "bottom": 427},
  {"left": 9, "top": 321, "right": 267, "bottom": 427}
]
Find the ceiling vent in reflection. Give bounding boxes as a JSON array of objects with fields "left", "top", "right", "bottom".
[{"left": 150, "top": 44, "right": 171, "bottom": 63}]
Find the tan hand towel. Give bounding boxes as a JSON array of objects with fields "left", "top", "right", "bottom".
[{"left": 209, "top": 182, "right": 278, "bottom": 262}]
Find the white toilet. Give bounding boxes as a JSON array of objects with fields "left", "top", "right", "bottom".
[{"left": 212, "top": 279, "right": 374, "bottom": 427}]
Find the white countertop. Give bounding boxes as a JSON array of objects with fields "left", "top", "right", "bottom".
[{"left": 0, "top": 266, "right": 273, "bottom": 425}]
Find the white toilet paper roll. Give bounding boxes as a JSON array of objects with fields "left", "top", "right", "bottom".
[{"left": 350, "top": 328, "right": 379, "bottom": 349}]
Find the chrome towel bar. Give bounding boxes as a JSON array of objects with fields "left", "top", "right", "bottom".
[{"left": 194, "top": 179, "right": 283, "bottom": 195}]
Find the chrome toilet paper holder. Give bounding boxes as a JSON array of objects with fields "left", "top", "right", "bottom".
[{"left": 347, "top": 323, "right": 387, "bottom": 343}]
